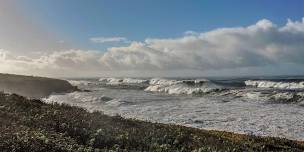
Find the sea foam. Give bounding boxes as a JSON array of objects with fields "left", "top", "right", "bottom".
[
  {"left": 99, "top": 78, "right": 149, "bottom": 85},
  {"left": 145, "top": 78, "right": 221, "bottom": 95},
  {"left": 245, "top": 80, "right": 304, "bottom": 89}
]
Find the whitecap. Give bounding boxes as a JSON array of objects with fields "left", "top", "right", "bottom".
[{"left": 245, "top": 80, "right": 304, "bottom": 89}]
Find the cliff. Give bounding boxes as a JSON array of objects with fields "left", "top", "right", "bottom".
[{"left": 0, "top": 73, "right": 76, "bottom": 98}]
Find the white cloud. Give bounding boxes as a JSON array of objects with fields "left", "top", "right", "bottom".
[
  {"left": 90, "top": 37, "right": 128, "bottom": 43},
  {"left": 0, "top": 49, "right": 104, "bottom": 77},
  {"left": 1, "top": 18, "right": 304, "bottom": 77},
  {"left": 184, "top": 30, "right": 199, "bottom": 36},
  {"left": 100, "top": 18, "right": 304, "bottom": 71}
]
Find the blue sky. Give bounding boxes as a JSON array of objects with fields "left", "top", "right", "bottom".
[
  {"left": 1, "top": 0, "right": 304, "bottom": 77},
  {"left": 20, "top": 0, "right": 304, "bottom": 51}
]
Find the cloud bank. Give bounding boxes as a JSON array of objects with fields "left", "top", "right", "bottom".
[
  {"left": 90, "top": 37, "right": 128, "bottom": 43},
  {"left": 1, "top": 18, "right": 304, "bottom": 77}
]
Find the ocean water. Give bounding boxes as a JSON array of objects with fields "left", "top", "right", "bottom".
[{"left": 44, "top": 76, "right": 304, "bottom": 140}]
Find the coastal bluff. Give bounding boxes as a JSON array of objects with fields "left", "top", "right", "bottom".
[{"left": 0, "top": 73, "right": 76, "bottom": 98}]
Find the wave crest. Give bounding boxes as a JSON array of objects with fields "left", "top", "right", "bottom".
[
  {"left": 145, "top": 78, "right": 222, "bottom": 95},
  {"left": 68, "top": 80, "right": 91, "bottom": 86},
  {"left": 99, "top": 78, "right": 149, "bottom": 85},
  {"left": 245, "top": 80, "right": 304, "bottom": 89}
]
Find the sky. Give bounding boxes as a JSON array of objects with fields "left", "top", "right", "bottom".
[{"left": 0, "top": 0, "right": 304, "bottom": 77}]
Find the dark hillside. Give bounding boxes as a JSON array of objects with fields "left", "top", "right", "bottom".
[{"left": 0, "top": 73, "right": 76, "bottom": 98}]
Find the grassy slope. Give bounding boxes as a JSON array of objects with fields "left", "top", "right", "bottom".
[{"left": 0, "top": 92, "right": 303, "bottom": 152}]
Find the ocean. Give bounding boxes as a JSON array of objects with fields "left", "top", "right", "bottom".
[{"left": 43, "top": 76, "right": 304, "bottom": 140}]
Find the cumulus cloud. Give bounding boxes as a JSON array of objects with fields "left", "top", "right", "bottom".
[
  {"left": 1, "top": 18, "right": 304, "bottom": 77},
  {"left": 90, "top": 37, "right": 128, "bottom": 43},
  {"left": 0, "top": 49, "right": 103, "bottom": 77},
  {"left": 100, "top": 18, "right": 304, "bottom": 71},
  {"left": 184, "top": 30, "right": 199, "bottom": 36}
]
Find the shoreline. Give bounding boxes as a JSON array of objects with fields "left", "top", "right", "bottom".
[{"left": 1, "top": 92, "right": 303, "bottom": 151}]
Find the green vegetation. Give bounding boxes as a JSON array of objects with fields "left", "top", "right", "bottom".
[{"left": 0, "top": 92, "right": 303, "bottom": 152}]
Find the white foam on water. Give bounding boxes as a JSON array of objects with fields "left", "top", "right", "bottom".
[
  {"left": 44, "top": 78, "right": 304, "bottom": 141},
  {"left": 145, "top": 78, "right": 221, "bottom": 95},
  {"left": 245, "top": 80, "right": 304, "bottom": 89},
  {"left": 149, "top": 78, "right": 181, "bottom": 85},
  {"left": 68, "top": 80, "right": 91, "bottom": 86},
  {"left": 44, "top": 92, "right": 113, "bottom": 104},
  {"left": 222, "top": 89, "right": 304, "bottom": 103},
  {"left": 44, "top": 90, "right": 304, "bottom": 141},
  {"left": 99, "top": 78, "right": 149, "bottom": 86},
  {"left": 145, "top": 84, "right": 217, "bottom": 95}
]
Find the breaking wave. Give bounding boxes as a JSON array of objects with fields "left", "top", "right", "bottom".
[
  {"left": 68, "top": 78, "right": 304, "bottom": 99},
  {"left": 96, "top": 77, "right": 224, "bottom": 95},
  {"left": 68, "top": 80, "right": 92, "bottom": 86},
  {"left": 44, "top": 91, "right": 114, "bottom": 103},
  {"left": 99, "top": 78, "right": 149, "bottom": 85},
  {"left": 220, "top": 89, "right": 304, "bottom": 103},
  {"left": 98, "top": 78, "right": 149, "bottom": 89},
  {"left": 245, "top": 80, "right": 304, "bottom": 90},
  {"left": 145, "top": 78, "right": 223, "bottom": 95},
  {"left": 46, "top": 76, "right": 304, "bottom": 141}
]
